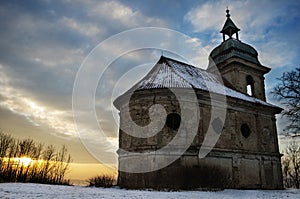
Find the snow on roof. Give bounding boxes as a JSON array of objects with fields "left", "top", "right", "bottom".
[
  {"left": 136, "top": 59, "right": 192, "bottom": 89},
  {"left": 116, "top": 56, "right": 278, "bottom": 108}
]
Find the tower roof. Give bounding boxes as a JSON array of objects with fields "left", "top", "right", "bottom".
[
  {"left": 220, "top": 9, "right": 240, "bottom": 40},
  {"left": 209, "top": 38, "right": 260, "bottom": 66}
]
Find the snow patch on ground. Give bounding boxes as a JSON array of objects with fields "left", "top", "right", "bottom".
[{"left": 1, "top": 183, "right": 300, "bottom": 199}]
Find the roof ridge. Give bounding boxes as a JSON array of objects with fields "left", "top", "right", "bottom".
[
  {"left": 162, "top": 58, "right": 194, "bottom": 88},
  {"left": 165, "top": 57, "right": 222, "bottom": 85},
  {"left": 161, "top": 56, "right": 198, "bottom": 69}
]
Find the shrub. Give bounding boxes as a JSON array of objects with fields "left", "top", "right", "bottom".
[{"left": 87, "top": 175, "right": 117, "bottom": 188}]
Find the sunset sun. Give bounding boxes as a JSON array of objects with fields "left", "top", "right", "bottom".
[{"left": 17, "top": 157, "right": 32, "bottom": 167}]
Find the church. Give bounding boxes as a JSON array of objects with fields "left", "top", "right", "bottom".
[{"left": 114, "top": 9, "right": 283, "bottom": 189}]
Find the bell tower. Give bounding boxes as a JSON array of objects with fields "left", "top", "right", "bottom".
[{"left": 208, "top": 9, "right": 270, "bottom": 101}]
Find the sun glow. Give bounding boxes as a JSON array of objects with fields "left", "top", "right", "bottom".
[{"left": 16, "top": 157, "right": 32, "bottom": 166}]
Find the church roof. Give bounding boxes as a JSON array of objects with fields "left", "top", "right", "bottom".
[{"left": 114, "top": 56, "right": 277, "bottom": 109}]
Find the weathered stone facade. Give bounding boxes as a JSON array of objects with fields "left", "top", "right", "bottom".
[
  {"left": 114, "top": 10, "right": 283, "bottom": 189},
  {"left": 115, "top": 87, "right": 282, "bottom": 189}
]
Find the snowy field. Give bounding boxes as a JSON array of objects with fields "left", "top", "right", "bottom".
[{"left": 1, "top": 183, "right": 300, "bottom": 199}]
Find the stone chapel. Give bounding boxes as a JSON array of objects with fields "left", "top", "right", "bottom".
[{"left": 114, "top": 9, "right": 283, "bottom": 189}]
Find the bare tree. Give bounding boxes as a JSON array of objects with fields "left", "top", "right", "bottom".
[
  {"left": 18, "top": 138, "right": 35, "bottom": 157},
  {"left": 41, "top": 145, "right": 56, "bottom": 183},
  {"left": 0, "top": 131, "right": 72, "bottom": 185},
  {"left": 282, "top": 141, "right": 300, "bottom": 188},
  {"left": 0, "top": 132, "right": 13, "bottom": 168},
  {"left": 271, "top": 67, "right": 300, "bottom": 134},
  {"left": 54, "top": 145, "right": 71, "bottom": 184}
]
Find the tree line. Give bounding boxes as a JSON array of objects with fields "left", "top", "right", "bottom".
[
  {"left": 281, "top": 141, "right": 300, "bottom": 189},
  {"left": 0, "top": 131, "right": 71, "bottom": 185}
]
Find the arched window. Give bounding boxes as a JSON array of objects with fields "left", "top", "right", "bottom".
[{"left": 246, "top": 75, "right": 254, "bottom": 96}]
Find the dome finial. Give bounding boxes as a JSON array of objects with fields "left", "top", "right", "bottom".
[
  {"left": 226, "top": 7, "right": 230, "bottom": 18},
  {"left": 220, "top": 8, "right": 240, "bottom": 41}
]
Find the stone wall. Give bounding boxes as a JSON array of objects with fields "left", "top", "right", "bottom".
[{"left": 117, "top": 88, "right": 283, "bottom": 189}]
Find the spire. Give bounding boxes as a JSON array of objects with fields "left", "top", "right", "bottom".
[{"left": 220, "top": 8, "right": 240, "bottom": 41}]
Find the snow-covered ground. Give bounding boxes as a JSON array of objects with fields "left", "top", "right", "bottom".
[{"left": 1, "top": 183, "right": 300, "bottom": 199}]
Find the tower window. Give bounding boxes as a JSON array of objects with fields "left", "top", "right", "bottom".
[
  {"left": 246, "top": 75, "right": 254, "bottom": 96},
  {"left": 247, "top": 85, "right": 252, "bottom": 96}
]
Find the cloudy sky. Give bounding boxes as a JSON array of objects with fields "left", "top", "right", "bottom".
[{"left": 0, "top": 0, "right": 299, "bottom": 180}]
